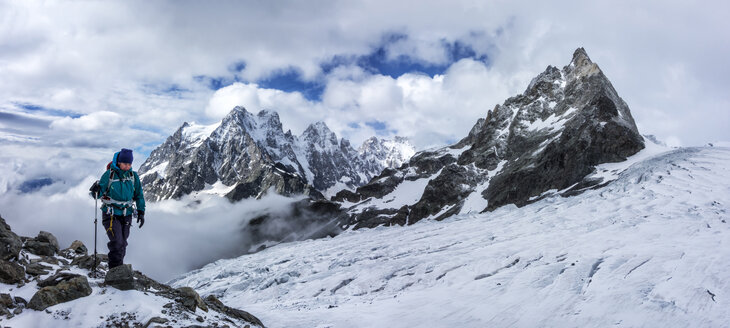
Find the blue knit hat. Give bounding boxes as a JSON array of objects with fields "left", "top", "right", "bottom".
[{"left": 118, "top": 148, "right": 133, "bottom": 164}]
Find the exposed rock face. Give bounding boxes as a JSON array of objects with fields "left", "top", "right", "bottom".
[
  {"left": 340, "top": 48, "right": 645, "bottom": 228},
  {"left": 0, "top": 215, "right": 22, "bottom": 261},
  {"left": 28, "top": 274, "right": 92, "bottom": 310},
  {"left": 298, "top": 122, "right": 364, "bottom": 192},
  {"left": 139, "top": 107, "right": 415, "bottom": 202}
]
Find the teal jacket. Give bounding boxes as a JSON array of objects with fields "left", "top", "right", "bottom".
[{"left": 97, "top": 151, "right": 146, "bottom": 216}]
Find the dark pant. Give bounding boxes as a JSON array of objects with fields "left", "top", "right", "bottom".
[{"left": 102, "top": 213, "right": 132, "bottom": 268}]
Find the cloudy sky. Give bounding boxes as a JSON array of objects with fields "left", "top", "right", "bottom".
[{"left": 0, "top": 1, "right": 728, "bottom": 279}]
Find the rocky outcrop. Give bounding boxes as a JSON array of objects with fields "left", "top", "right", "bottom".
[
  {"left": 0, "top": 215, "right": 22, "bottom": 261},
  {"left": 340, "top": 48, "right": 645, "bottom": 228},
  {"left": 0, "top": 215, "right": 265, "bottom": 326}
]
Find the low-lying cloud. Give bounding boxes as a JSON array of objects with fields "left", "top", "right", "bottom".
[{"left": 0, "top": 176, "right": 329, "bottom": 282}]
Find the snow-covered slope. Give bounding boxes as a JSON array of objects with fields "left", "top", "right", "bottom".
[{"left": 170, "top": 146, "right": 730, "bottom": 327}]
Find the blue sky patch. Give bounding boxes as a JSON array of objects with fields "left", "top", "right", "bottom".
[
  {"left": 17, "top": 177, "right": 53, "bottom": 193},
  {"left": 365, "top": 120, "right": 387, "bottom": 131},
  {"left": 199, "top": 32, "right": 489, "bottom": 102},
  {"left": 257, "top": 68, "right": 325, "bottom": 101},
  {"left": 194, "top": 75, "right": 235, "bottom": 90},
  {"left": 228, "top": 60, "right": 247, "bottom": 73},
  {"left": 365, "top": 120, "right": 398, "bottom": 136},
  {"left": 320, "top": 33, "right": 489, "bottom": 79},
  {"left": 12, "top": 102, "right": 82, "bottom": 118}
]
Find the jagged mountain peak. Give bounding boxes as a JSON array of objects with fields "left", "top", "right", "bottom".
[
  {"left": 301, "top": 121, "right": 339, "bottom": 148},
  {"left": 337, "top": 48, "right": 645, "bottom": 228},
  {"left": 303, "top": 121, "right": 334, "bottom": 135},
  {"left": 222, "top": 105, "right": 250, "bottom": 121}
]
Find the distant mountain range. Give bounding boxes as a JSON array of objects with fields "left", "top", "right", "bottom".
[{"left": 138, "top": 108, "right": 414, "bottom": 202}]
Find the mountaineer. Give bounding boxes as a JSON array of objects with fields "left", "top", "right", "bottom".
[{"left": 90, "top": 148, "right": 146, "bottom": 268}]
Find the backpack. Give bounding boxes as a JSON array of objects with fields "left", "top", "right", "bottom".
[{"left": 89, "top": 161, "right": 137, "bottom": 199}]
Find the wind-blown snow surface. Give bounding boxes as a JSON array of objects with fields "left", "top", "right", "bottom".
[{"left": 171, "top": 146, "right": 730, "bottom": 328}]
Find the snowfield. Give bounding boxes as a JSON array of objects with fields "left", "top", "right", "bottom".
[{"left": 171, "top": 146, "right": 730, "bottom": 327}]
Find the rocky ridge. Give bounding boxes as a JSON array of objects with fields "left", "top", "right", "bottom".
[
  {"left": 0, "top": 214, "right": 264, "bottom": 327},
  {"left": 335, "top": 48, "right": 645, "bottom": 228}
]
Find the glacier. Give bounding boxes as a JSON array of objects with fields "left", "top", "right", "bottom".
[{"left": 170, "top": 145, "right": 730, "bottom": 327}]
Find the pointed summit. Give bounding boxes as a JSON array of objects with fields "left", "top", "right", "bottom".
[
  {"left": 301, "top": 121, "right": 338, "bottom": 146},
  {"left": 567, "top": 47, "right": 602, "bottom": 79},
  {"left": 571, "top": 47, "right": 592, "bottom": 67}
]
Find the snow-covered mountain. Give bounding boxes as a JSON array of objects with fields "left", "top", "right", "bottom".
[
  {"left": 334, "top": 48, "right": 645, "bottom": 228},
  {"left": 139, "top": 107, "right": 414, "bottom": 201},
  {"left": 358, "top": 136, "right": 415, "bottom": 177},
  {"left": 170, "top": 144, "right": 730, "bottom": 327}
]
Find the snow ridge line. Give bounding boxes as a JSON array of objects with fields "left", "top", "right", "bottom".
[
  {"left": 474, "top": 258, "right": 521, "bottom": 280},
  {"left": 624, "top": 258, "right": 651, "bottom": 279}
]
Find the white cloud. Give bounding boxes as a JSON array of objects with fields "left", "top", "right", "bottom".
[
  {"left": 197, "top": 58, "right": 517, "bottom": 150},
  {"left": 50, "top": 111, "right": 123, "bottom": 131},
  {"left": 2, "top": 0, "right": 729, "bottom": 153},
  {"left": 0, "top": 175, "right": 303, "bottom": 281}
]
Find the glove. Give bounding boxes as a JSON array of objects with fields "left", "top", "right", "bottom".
[
  {"left": 137, "top": 210, "right": 145, "bottom": 228},
  {"left": 89, "top": 181, "right": 101, "bottom": 198}
]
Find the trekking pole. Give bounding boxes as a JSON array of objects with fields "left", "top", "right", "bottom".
[{"left": 93, "top": 190, "right": 98, "bottom": 274}]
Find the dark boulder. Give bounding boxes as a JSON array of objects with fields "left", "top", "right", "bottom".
[
  {"left": 0, "top": 260, "right": 25, "bottom": 284},
  {"left": 28, "top": 275, "right": 92, "bottom": 311},
  {"left": 0, "top": 293, "right": 13, "bottom": 308},
  {"left": 60, "top": 240, "right": 88, "bottom": 258},
  {"left": 38, "top": 272, "right": 84, "bottom": 288},
  {"left": 24, "top": 262, "right": 52, "bottom": 276},
  {"left": 14, "top": 296, "right": 27, "bottom": 307},
  {"left": 104, "top": 264, "right": 136, "bottom": 290},
  {"left": 176, "top": 287, "right": 208, "bottom": 312},
  {"left": 23, "top": 231, "right": 60, "bottom": 256}
]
